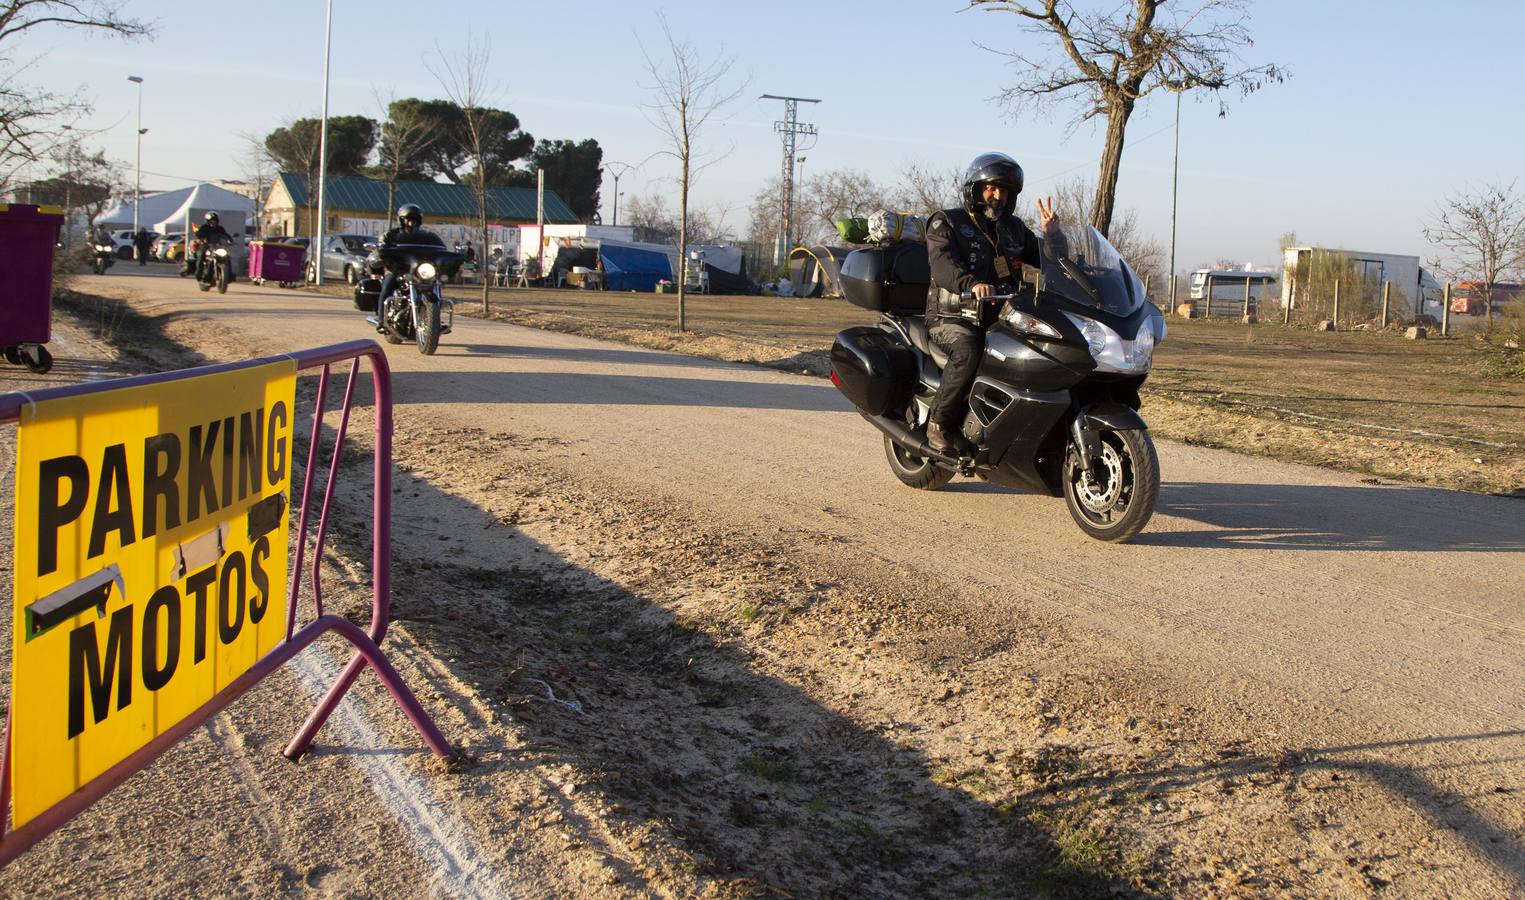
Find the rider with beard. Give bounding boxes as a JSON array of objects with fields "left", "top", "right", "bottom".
[
  {"left": 924, "top": 152, "right": 1059, "bottom": 456},
  {"left": 190, "top": 212, "right": 234, "bottom": 279},
  {"left": 370, "top": 203, "right": 444, "bottom": 325}
]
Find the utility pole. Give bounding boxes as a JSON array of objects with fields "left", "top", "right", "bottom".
[
  {"left": 606, "top": 160, "right": 636, "bottom": 227},
  {"left": 760, "top": 94, "right": 819, "bottom": 265},
  {"left": 1167, "top": 89, "right": 1181, "bottom": 313}
]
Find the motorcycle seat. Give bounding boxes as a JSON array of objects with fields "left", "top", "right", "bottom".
[{"left": 902, "top": 318, "right": 950, "bottom": 369}]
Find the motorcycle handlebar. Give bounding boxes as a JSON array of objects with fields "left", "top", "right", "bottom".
[{"left": 958, "top": 291, "right": 1020, "bottom": 303}]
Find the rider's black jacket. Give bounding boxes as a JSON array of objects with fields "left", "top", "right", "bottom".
[
  {"left": 194, "top": 222, "right": 233, "bottom": 244},
  {"left": 925, "top": 207, "right": 1042, "bottom": 328}
]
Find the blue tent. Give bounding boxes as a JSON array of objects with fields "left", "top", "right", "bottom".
[{"left": 600, "top": 242, "right": 673, "bottom": 292}]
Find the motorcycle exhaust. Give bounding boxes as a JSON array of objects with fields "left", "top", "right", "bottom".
[{"left": 859, "top": 411, "right": 963, "bottom": 466}]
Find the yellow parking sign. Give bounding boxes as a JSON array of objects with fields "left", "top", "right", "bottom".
[{"left": 10, "top": 361, "right": 296, "bottom": 827}]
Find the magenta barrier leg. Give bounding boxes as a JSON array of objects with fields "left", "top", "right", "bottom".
[
  {"left": 283, "top": 621, "right": 454, "bottom": 761},
  {"left": 0, "top": 613, "right": 448, "bottom": 868}
]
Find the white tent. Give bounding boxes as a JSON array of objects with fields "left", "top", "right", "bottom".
[
  {"left": 150, "top": 183, "right": 255, "bottom": 235},
  {"left": 94, "top": 186, "right": 195, "bottom": 230}
]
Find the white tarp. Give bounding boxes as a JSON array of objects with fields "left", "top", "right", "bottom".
[{"left": 150, "top": 183, "right": 256, "bottom": 235}]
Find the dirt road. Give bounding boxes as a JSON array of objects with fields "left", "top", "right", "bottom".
[{"left": 3, "top": 268, "right": 1523, "bottom": 896}]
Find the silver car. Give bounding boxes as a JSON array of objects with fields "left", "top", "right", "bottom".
[{"left": 307, "top": 233, "right": 373, "bottom": 284}]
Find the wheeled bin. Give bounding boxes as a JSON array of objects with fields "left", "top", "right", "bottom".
[
  {"left": 0, "top": 203, "right": 65, "bottom": 373},
  {"left": 248, "top": 240, "right": 306, "bottom": 288}
]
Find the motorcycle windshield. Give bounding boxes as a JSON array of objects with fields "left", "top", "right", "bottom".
[
  {"left": 1040, "top": 225, "right": 1145, "bottom": 316},
  {"left": 378, "top": 244, "right": 465, "bottom": 275}
]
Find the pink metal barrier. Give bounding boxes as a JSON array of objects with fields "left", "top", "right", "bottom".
[{"left": 0, "top": 339, "right": 454, "bottom": 867}]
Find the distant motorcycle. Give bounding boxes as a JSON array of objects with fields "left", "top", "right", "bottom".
[
  {"left": 196, "top": 236, "right": 234, "bottom": 294},
  {"left": 361, "top": 243, "right": 461, "bottom": 355},
  {"left": 92, "top": 241, "right": 115, "bottom": 275}
]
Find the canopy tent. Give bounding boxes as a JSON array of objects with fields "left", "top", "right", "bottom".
[
  {"left": 150, "top": 183, "right": 256, "bottom": 235},
  {"left": 788, "top": 245, "right": 851, "bottom": 298},
  {"left": 94, "top": 186, "right": 196, "bottom": 230}
]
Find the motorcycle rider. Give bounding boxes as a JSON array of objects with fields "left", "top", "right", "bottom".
[
  {"left": 190, "top": 211, "right": 233, "bottom": 279},
  {"left": 371, "top": 203, "right": 444, "bottom": 323},
  {"left": 924, "top": 152, "right": 1059, "bottom": 455}
]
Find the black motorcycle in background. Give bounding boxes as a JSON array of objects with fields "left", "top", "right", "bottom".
[
  {"left": 92, "top": 240, "right": 115, "bottom": 274},
  {"left": 356, "top": 243, "right": 462, "bottom": 355},
  {"left": 195, "top": 236, "right": 234, "bottom": 294},
  {"left": 829, "top": 224, "right": 1167, "bottom": 542}
]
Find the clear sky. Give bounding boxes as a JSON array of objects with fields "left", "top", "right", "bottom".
[{"left": 17, "top": 0, "right": 1525, "bottom": 273}]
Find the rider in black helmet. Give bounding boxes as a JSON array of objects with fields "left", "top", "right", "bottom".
[
  {"left": 371, "top": 203, "right": 445, "bottom": 323},
  {"left": 190, "top": 210, "right": 234, "bottom": 279},
  {"left": 923, "top": 152, "right": 1058, "bottom": 455}
]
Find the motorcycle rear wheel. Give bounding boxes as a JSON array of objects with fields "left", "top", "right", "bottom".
[
  {"left": 1062, "top": 428, "right": 1158, "bottom": 542},
  {"left": 884, "top": 434, "right": 954, "bottom": 490},
  {"left": 416, "top": 300, "right": 441, "bottom": 355}
]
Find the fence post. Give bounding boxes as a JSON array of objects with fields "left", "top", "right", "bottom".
[
  {"left": 1442, "top": 283, "right": 1451, "bottom": 336},
  {"left": 1283, "top": 278, "right": 1292, "bottom": 325},
  {"left": 1243, "top": 278, "right": 1252, "bottom": 320},
  {"left": 1169, "top": 274, "right": 1177, "bottom": 314},
  {"left": 1333, "top": 279, "right": 1341, "bottom": 328},
  {"left": 1205, "top": 274, "right": 1213, "bottom": 317},
  {"left": 1381, "top": 281, "right": 1390, "bottom": 328}
]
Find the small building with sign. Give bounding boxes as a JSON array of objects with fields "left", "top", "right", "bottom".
[{"left": 262, "top": 173, "right": 581, "bottom": 255}]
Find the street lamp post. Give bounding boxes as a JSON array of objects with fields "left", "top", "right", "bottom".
[
  {"left": 606, "top": 161, "right": 636, "bottom": 227},
  {"left": 313, "top": 0, "right": 334, "bottom": 286},
  {"left": 128, "top": 75, "right": 143, "bottom": 234}
]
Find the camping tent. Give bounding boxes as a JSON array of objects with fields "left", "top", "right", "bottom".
[
  {"left": 150, "top": 183, "right": 256, "bottom": 235},
  {"left": 686, "top": 245, "right": 756, "bottom": 295},
  {"left": 788, "top": 245, "right": 851, "bottom": 298}
]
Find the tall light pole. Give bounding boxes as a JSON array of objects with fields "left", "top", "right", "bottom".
[
  {"left": 128, "top": 75, "right": 143, "bottom": 233},
  {"left": 1167, "top": 89, "right": 1181, "bottom": 311},
  {"left": 313, "top": 0, "right": 334, "bottom": 286},
  {"left": 606, "top": 160, "right": 636, "bottom": 227}
]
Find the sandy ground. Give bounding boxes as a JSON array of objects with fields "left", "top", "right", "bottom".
[{"left": 0, "top": 268, "right": 1521, "bottom": 897}]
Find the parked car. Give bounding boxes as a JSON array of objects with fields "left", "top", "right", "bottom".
[
  {"left": 305, "top": 233, "right": 372, "bottom": 284},
  {"left": 110, "top": 228, "right": 160, "bottom": 260},
  {"left": 154, "top": 232, "right": 185, "bottom": 261}
]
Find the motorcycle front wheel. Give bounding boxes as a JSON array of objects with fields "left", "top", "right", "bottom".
[
  {"left": 416, "top": 299, "right": 441, "bottom": 355},
  {"left": 1062, "top": 428, "right": 1159, "bottom": 543},
  {"left": 883, "top": 433, "right": 954, "bottom": 490},
  {"left": 93, "top": 258, "right": 105, "bottom": 275},
  {"left": 216, "top": 263, "right": 228, "bottom": 294}
]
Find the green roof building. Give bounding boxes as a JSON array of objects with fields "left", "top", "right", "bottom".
[{"left": 263, "top": 172, "right": 580, "bottom": 238}]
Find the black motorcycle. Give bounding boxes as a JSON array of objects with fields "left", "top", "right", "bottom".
[
  {"left": 195, "top": 236, "right": 234, "bottom": 294},
  {"left": 359, "top": 243, "right": 462, "bottom": 355},
  {"left": 91, "top": 241, "right": 115, "bottom": 275},
  {"left": 829, "top": 224, "right": 1167, "bottom": 542}
]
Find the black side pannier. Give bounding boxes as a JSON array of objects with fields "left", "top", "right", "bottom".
[
  {"left": 839, "top": 243, "right": 931, "bottom": 315},
  {"left": 830, "top": 326, "right": 915, "bottom": 416},
  {"left": 353, "top": 276, "right": 382, "bottom": 312}
]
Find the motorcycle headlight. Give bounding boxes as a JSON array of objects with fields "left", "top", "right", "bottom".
[
  {"left": 414, "top": 261, "right": 438, "bottom": 281},
  {"left": 1064, "top": 313, "right": 1154, "bottom": 375},
  {"left": 214, "top": 248, "right": 229, "bottom": 258},
  {"left": 1080, "top": 319, "right": 1107, "bottom": 356}
]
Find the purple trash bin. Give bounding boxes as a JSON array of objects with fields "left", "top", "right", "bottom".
[
  {"left": 249, "top": 240, "right": 306, "bottom": 286},
  {"left": 0, "top": 203, "right": 64, "bottom": 373}
]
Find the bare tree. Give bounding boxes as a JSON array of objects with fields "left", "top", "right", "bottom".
[
  {"left": 1423, "top": 181, "right": 1525, "bottom": 323},
  {"left": 264, "top": 117, "right": 323, "bottom": 236},
  {"left": 430, "top": 35, "right": 497, "bottom": 313},
  {"left": 639, "top": 13, "right": 745, "bottom": 331},
  {"left": 237, "top": 133, "right": 277, "bottom": 234},
  {"left": 0, "top": 1, "right": 150, "bottom": 190},
  {"left": 972, "top": 0, "right": 1283, "bottom": 236},
  {"left": 797, "top": 168, "right": 893, "bottom": 245},
  {"left": 892, "top": 161, "right": 964, "bottom": 217}
]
